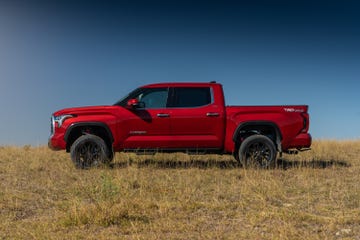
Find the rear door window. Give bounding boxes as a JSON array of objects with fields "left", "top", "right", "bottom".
[{"left": 169, "top": 87, "right": 212, "bottom": 108}]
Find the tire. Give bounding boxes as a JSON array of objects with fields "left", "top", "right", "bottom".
[
  {"left": 238, "top": 135, "right": 277, "bottom": 169},
  {"left": 70, "top": 134, "right": 111, "bottom": 169}
]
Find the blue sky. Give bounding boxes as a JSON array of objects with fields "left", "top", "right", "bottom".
[{"left": 0, "top": 0, "right": 359, "bottom": 145}]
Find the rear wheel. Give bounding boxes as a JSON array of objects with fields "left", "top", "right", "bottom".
[
  {"left": 238, "top": 135, "right": 276, "bottom": 168},
  {"left": 70, "top": 134, "right": 111, "bottom": 169}
]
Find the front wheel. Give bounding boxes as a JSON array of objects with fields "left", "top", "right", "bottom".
[
  {"left": 70, "top": 134, "right": 111, "bottom": 169},
  {"left": 238, "top": 135, "right": 277, "bottom": 168}
]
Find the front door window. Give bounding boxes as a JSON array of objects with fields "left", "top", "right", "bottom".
[{"left": 137, "top": 88, "right": 168, "bottom": 109}]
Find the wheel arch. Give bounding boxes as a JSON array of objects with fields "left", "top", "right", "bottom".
[
  {"left": 64, "top": 122, "right": 114, "bottom": 152},
  {"left": 233, "top": 121, "right": 283, "bottom": 152}
]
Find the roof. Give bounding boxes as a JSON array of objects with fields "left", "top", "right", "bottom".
[{"left": 141, "top": 82, "right": 222, "bottom": 88}]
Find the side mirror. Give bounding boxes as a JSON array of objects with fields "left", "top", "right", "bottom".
[{"left": 127, "top": 99, "right": 144, "bottom": 109}]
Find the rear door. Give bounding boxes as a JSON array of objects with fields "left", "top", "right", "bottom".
[{"left": 167, "top": 87, "right": 225, "bottom": 149}]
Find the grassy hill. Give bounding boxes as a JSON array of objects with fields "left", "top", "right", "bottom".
[{"left": 0, "top": 140, "right": 359, "bottom": 239}]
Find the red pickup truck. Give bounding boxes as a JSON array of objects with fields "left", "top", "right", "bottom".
[{"left": 49, "top": 82, "right": 311, "bottom": 168}]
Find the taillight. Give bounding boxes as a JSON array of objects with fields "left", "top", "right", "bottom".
[{"left": 301, "top": 113, "right": 309, "bottom": 133}]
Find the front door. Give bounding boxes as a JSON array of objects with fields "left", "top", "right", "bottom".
[{"left": 121, "top": 87, "right": 172, "bottom": 149}]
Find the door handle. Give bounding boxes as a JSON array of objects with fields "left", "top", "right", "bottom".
[
  {"left": 157, "top": 113, "right": 170, "bottom": 118},
  {"left": 206, "top": 112, "right": 220, "bottom": 117}
]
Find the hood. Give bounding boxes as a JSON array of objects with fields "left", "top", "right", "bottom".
[{"left": 53, "top": 105, "right": 120, "bottom": 116}]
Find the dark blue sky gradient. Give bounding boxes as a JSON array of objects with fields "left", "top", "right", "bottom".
[{"left": 0, "top": 0, "right": 359, "bottom": 145}]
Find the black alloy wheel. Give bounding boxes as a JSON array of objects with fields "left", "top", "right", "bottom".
[
  {"left": 70, "top": 134, "right": 110, "bottom": 169},
  {"left": 238, "top": 135, "right": 277, "bottom": 168}
]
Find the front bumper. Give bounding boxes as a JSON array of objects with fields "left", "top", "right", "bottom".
[
  {"left": 48, "top": 138, "right": 60, "bottom": 151},
  {"left": 48, "top": 132, "right": 67, "bottom": 151},
  {"left": 48, "top": 115, "right": 68, "bottom": 150}
]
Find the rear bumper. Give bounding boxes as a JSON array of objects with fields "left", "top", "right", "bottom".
[{"left": 287, "top": 133, "right": 312, "bottom": 149}]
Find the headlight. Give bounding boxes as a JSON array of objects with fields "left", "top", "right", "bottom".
[
  {"left": 54, "top": 114, "right": 74, "bottom": 128},
  {"left": 50, "top": 116, "right": 55, "bottom": 138}
]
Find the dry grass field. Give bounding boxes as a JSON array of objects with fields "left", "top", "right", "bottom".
[{"left": 0, "top": 140, "right": 359, "bottom": 239}]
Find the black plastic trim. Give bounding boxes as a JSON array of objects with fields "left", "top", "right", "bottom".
[
  {"left": 232, "top": 121, "right": 283, "bottom": 151},
  {"left": 64, "top": 122, "right": 114, "bottom": 143},
  {"left": 233, "top": 121, "right": 281, "bottom": 141},
  {"left": 123, "top": 148, "right": 223, "bottom": 155}
]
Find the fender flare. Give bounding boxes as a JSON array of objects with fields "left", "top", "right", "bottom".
[
  {"left": 232, "top": 121, "right": 283, "bottom": 152},
  {"left": 64, "top": 122, "right": 114, "bottom": 143}
]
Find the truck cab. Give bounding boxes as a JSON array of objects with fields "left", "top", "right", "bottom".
[{"left": 113, "top": 82, "right": 226, "bottom": 151}]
